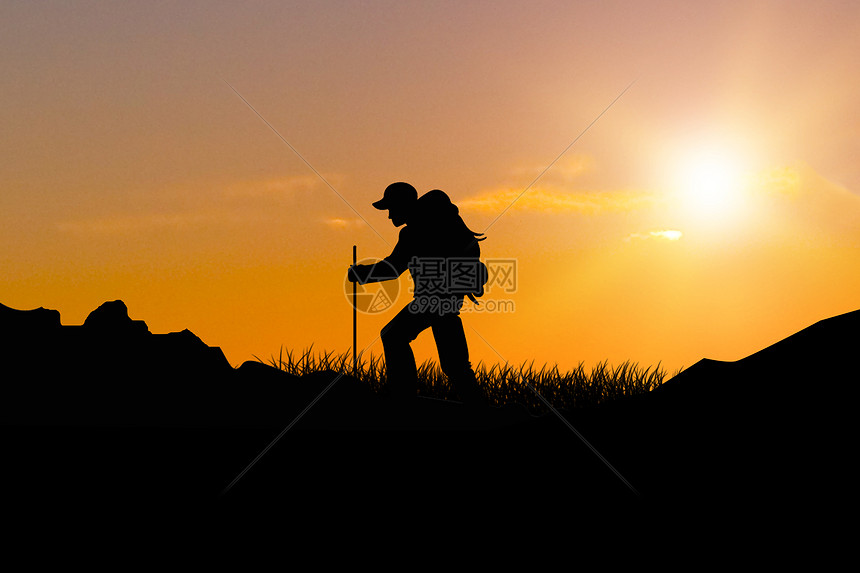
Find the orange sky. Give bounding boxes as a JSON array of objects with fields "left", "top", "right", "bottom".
[{"left": 3, "top": 1, "right": 859, "bottom": 375}]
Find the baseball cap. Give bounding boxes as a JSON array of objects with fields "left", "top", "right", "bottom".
[{"left": 372, "top": 182, "right": 418, "bottom": 210}]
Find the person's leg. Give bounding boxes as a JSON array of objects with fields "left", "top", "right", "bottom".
[
  {"left": 431, "top": 313, "right": 486, "bottom": 406},
  {"left": 380, "top": 304, "right": 432, "bottom": 400}
]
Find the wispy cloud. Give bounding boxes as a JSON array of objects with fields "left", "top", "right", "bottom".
[
  {"left": 626, "top": 229, "right": 683, "bottom": 242},
  {"left": 56, "top": 211, "right": 221, "bottom": 235},
  {"left": 220, "top": 174, "right": 335, "bottom": 200},
  {"left": 508, "top": 155, "right": 595, "bottom": 185},
  {"left": 748, "top": 162, "right": 860, "bottom": 243},
  {"left": 323, "top": 217, "right": 365, "bottom": 228},
  {"left": 459, "top": 186, "right": 659, "bottom": 215},
  {"left": 55, "top": 174, "right": 345, "bottom": 236},
  {"left": 458, "top": 154, "right": 659, "bottom": 215},
  {"left": 748, "top": 165, "right": 803, "bottom": 197}
]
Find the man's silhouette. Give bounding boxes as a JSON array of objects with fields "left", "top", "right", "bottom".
[{"left": 348, "top": 182, "right": 486, "bottom": 406}]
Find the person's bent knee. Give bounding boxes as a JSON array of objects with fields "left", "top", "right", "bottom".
[
  {"left": 381, "top": 322, "right": 419, "bottom": 347},
  {"left": 381, "top": 325, "right": 397, "bottom": 347}
]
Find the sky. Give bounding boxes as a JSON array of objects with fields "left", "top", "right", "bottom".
[{"left": 3, "top": 1, "right": 859, "bottom": 376}]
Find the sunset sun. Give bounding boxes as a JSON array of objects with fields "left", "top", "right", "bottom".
[{"left": 676, "top": 147, "right": 747, "bottom": 222}]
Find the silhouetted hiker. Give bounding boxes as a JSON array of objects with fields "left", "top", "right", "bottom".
[{"left": 348, "top": 182, "right": 487, "bottom": 406}]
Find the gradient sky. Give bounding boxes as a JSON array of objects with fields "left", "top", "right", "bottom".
[{"left": 3, "top": 1, "right": 859, "bottom": 375}]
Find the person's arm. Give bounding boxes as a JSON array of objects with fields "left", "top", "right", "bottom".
[{"left": 348, "top": 228, "right": 411, "bottom": 284}]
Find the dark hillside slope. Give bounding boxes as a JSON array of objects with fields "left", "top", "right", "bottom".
[{"left": 1, "top": 301, "right": 855, "bottom": 512}]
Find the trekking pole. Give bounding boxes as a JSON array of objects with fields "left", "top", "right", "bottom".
[{"left": 352, "top": 244, "right": 357, "bottom": 376}]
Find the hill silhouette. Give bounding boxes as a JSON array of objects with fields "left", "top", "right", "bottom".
[{"left": 1, "top": 300, "right": 854, "bottom": 516}]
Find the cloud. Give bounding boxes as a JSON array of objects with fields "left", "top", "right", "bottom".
[
  {"left": 220, "top": 174, "right": 333, "bottom": 200},
  {"left": 323, "top": 217, "right": 364, "bottom": 228},
  {"left": 746, "top": 162, "right": 859, "bottom": 206},
  {"left": 508, "top": 155, "right": 596, "bottom": 185},
  {"left": 748, "top": 163, "right": 860, "bottom": 244},
  {"left": 56, "top": 211, "right": 221, "bottom": 235},
  {"left": 55, "top": 174, "right": 342, "bottom": 236},
  {"left": 456, "top": 154, "right": 661, "bottom": 215},
  {"left": 747, "top": 165, "right": 803, "bottom": 198},
  {"left": 459, "top": 186, "right": 659, "bottom": 215},
  {"left": 626, "top": 230, "right": 683, "bottom": 242}
]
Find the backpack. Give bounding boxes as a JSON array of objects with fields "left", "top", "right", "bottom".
[
  {"left": 467, "top": 260, "right": 489, "bottom": 304},
  {"left": 414, "top": 190, "right": 488, "bottom": 303},
  {"left": 456, "top": 226, "right": 488, "bottom": 304}
]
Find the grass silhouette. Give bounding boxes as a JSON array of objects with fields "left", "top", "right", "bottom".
[{"left": 256, "top": 345, "right": 679, "bottom": 413}]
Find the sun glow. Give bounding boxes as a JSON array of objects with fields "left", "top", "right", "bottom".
[{"left": 675, "top": 147, "right": 748, "bottom": 223}]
